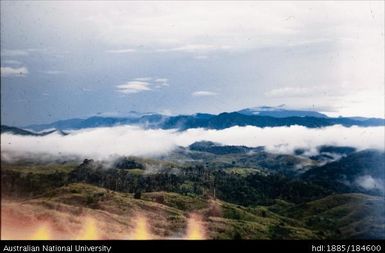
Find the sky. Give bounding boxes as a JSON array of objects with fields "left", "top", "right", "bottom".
[{"left": 1, "top": 1, "right": 384, "bottom": 126}]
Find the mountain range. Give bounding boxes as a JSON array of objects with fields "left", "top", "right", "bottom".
[
  {"left": 13, "top": 106, "right": 385, "bottom": 132},
  {"left": 1, "top": 125, "right": 68, "bottom": 136}
]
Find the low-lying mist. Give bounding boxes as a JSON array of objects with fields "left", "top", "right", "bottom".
[{"left": 1, "top": 125, "right": 384, "bottom": 161}]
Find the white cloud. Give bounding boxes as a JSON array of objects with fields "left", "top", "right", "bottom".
[
  {"left": 177, "top": 125, "right": 385, "bottom": 155},
  {"left": 116, "top": 81, "right": 152, "bottom": 94},
  {"left": 105, "top": 49, "right": 136, "bottom": 54},
  {"left": 157, "top": 44, "right": 231, "bottom": 53},
  {"left": 135, "top": 77, "right": 152, "bottom": 81},
  {"left": 265, "top": 87, "right": 322, "bottom": 98},
  {"left": 264, "top": 83, "right": 384, "bottom": 118},
  {"left": 154, "top": 78, "right": 169, "bottom": 87},
  {"left": 82, "top": 3, "right": 297, "bottom": 50},
  {"left": 155, "top": 78, "right": 168, "bottom": 83},
  {"left": 355, "top": 175, "right": 384, "bottom": 192},
  {"left": 1, "top": 125, "right": 383, "bottom": 161},
  {"left": 116, "top": 78, "right": 169, "bottom": 94},
  {"left": 1, "top": 49, "right": 29, "bottom": 57},
  {"left": 1, "top": 66, "right": 29, "bottom": 77},
  {"left": 192, "top": 91, "right": 217, "bottom": 97},
  {"left": 2, "top": 60, "right": 22, "bottom": 65},
  {"left": 76, "top": 2, "right": 383, "bottom": 55}
]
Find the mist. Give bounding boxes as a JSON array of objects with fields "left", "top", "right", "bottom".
[
  {"left": 355, "top": 175, "right": 385, "bottom": 193},
  {"left": 1, "top": 125, "right": 384, "bottom": 161}
]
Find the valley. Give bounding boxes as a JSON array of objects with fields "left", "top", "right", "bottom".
[{"left": 2, "top": 141, "right": 384, "bottom": 239}]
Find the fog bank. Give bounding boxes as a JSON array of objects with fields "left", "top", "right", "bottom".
[{"left": 1, "top": 125, "right": 384, "bottom": 161}]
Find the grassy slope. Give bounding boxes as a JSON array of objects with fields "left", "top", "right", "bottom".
[
  {"left": 2, "top": 183, "right": 317, "bottom": 239},
  {"left": 1, "top": 163, "right": 76, "bottom": 174}
]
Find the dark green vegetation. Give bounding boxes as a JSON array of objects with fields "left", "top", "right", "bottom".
[
  {"left": 2, "top": 142, "right": 384, "bottom": 239},
  {"left": 303, "top": 150, "right": 385, "bottom": 195},
  {"left": 279, "top": 194, "right": 385, "bottom": 239},
  {"left": 67, "top": 159, "right": 331, "bottom": 206}
]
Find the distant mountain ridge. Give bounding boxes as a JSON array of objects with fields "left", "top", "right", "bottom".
[
  {"left": 1, "top": 125, "right": 67, "bottom": 136},
  {"left": 7, "top": 106, "right": 385, "bottom": 132},
  {"left": 237, "top": 106, "right": 328, "bottom": 118}
]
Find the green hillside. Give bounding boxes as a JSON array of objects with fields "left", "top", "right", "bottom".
[{"left": 1, "top": 155, "right": 384, "bottom": 239}]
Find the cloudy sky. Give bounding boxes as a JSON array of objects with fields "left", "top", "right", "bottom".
[{"left": 1, "top": 1, "right": 384, "bottom": 126}]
